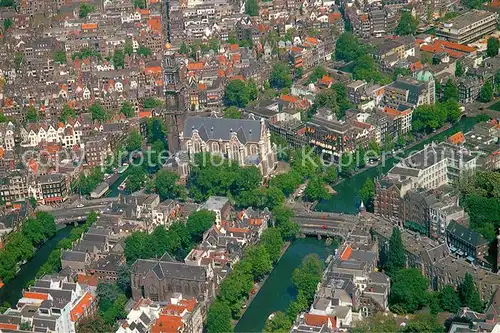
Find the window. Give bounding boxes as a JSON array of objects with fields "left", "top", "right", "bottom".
[{"left": 211, "top": 142, "right": 219, "bottom": 152}]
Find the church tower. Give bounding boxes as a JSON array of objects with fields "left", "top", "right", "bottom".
[{"left": 164, "top": 51, "right": 187, "bottom": 152}]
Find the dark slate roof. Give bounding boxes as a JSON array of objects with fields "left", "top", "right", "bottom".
[
  {"left": 183, "top": 117, "right": 262, "bottom": 143},
  {"left": 132, "top": 258, "right": 207, "bottom": 282},
  {"left": 61, "top": 250, "right": 86, "bottom": 263},
  {"left": 29, "top": 287, "right": 72, "bottom": 303},
  {"left": 33, "top": 316, "right": 57, "bottom": 331},
  {"left": 0, "top": 315, "right": 22, "bottom": 325},
  {"left": 447, "top": 221, "right": 489, "bottom": 247}
]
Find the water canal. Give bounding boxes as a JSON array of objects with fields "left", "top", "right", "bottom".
[
  {"left": 0, "top": 117, "right": 479, "bottom": 322},
  {"left": 236, "top": 117, "right": 478, "bottom": 332},
  {"left": 315, "top": 117, "right": 477, "bottom": 213},
  {"left": 235, "top": 238, "right": 336, "bottom": 333},
  {"left": 0, "top": 225, "right": 74, "bottom": 306}
]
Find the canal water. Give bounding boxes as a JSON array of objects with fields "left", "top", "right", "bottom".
[
  {"left": 0, "top": 225, "right": 74, "bottom": 306},
  {"left": 235, "top": 238, "right": 336, "bottom": 333},
  {"left": 315, "top": 117, "right": 477, "bottom": 213}
]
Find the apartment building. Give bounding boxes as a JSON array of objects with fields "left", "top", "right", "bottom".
[
  {"left": 39, "top": 173, "right": 70, "bottom": 205},
  {"left": 384, "top": 72, "right": 435, "bottom": 109},
  {"left": 437, "top": 10, "right": 498, "bottom": 44},
  {"left": 386, "top": 142, "right": 477, "bottom": 190}
]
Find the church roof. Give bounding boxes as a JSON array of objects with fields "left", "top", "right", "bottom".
[{"left": 183, "top": 117, "right": 262, "bottom": 144}]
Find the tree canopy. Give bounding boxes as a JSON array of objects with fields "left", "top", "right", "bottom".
[
  {"left": 335, "top": 32, "right": 368, "bottom": 62},
  {"left": 395, "top": 12, "right": 418, "bottom": 36},
  {"left": 386, "top": 227, "right": 406, "bottom": 276},
  {"left": 270, "top": 63, "right": 292, "bottom": 89},
  {"left": 389, "top": 268, "right": 428, "bottom": 313},
  {"left": 245, "top": 0, "right": 259, "bottom": 16}
]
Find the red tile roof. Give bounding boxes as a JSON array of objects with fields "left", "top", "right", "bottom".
[
  {"left": 70, "top": 293, "right": 95, "bottom": 322},
  {"left": 280, "top": 94, "right": 299, "bottom": 103},
  {"left": 23, "top": 292, "right": 49, "bottom": 301},
  {"left": 77, "top": 274, "right": 98, "bottom": 287},
  {"left": 448, "top": 131, "right": 465, "bottom": 145},
  {"left": 81, "top": 23, "right": 98, "bottom": 30},
  {"left": 340, "top": 245, "right": 352, "bottom": 261},
  {"left": 151, "top": 315, "right": 183, "bottom": 333},
  {"left": 148, "top": 18, "right": 161, "bottom": 32},
  {"left": 187, "top": 62, "right": 204, "bottom": 71},
  {"left": 304, "top": 313, "right": 335, "bottom": 327}
]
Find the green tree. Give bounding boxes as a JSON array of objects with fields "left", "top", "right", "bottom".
[
  {"left": 134, "top": 0, "right": 146, "bottom": 8},
  {"left": 386, "top": 227, "right": 406, "bottom": 275},
  {"left": 486, "top": 37, "right": 499, "bottom": 58},
  {"left": 359, "top": 178, "right": 375, "bottom": 210},
  {"left": 223, "top": 106, "right": 241, "bottom": 119},
  {"left": 292, "top": 254, "right": 324, "bottom": 301},
  {"left": 143, "top": 97, "right": 162, "bottom": 109},
  {"left": 224, "top": 80, "right": 250, "bottom": 107},
  {"left": 180, "top": 42, "right": 189, "bottom": 55},
  {"left": 476, "top": 114, "right": 491, "bottom": 123},
  {"left": 438, "top": 285, "right": 461, "bottom": 313},
  {"left": 308, "top": 66, "right": 328, "bottom": 83},
  {"left": 207, "top": 300, "right": 233, "bottom": 333},
  {"left": 146, "top": 117, "right": 167, "bottom": 143},
  {"left": 89, "top": 102, "right": 107, "bottom": 121},
  {"left": 314, "top": 89, "right": 338, "bottom": 117},
  {"left": 246, "top": 245, "right": 272, "bottom": 280},
  {"left": 117, "top": 265, "right": 131, "bottom": 296},
  {"left": 270, "top": 63, "right": 292, "bottom": 89},
  {"left": 323, "top": 166, "right": 337, "bottom": 184},
  {"left": 443, "top": 99, "right": 461, "bottom": 123},
  {"left": 389, "top": 269, "right": 428, "bottom": 313},
  {"left": 24, "top": 106, "right": 39, "bottom": 123},
  {"left": 14, "top": 52, "right": 24, "bottom": 70},
  {"left": 303, "top": 177, "right": 329, "bottom": 202},
  {"left": 340, "top": 152, "right": 356, "bottom": 177},
  {"left": 335, "top": 32, "right": 366, "bottom": 62},
  {"left": 137, "top": 45, "right": 152, "bottom": 57},
  {"left": 295, "top": 67, "right": 303, "bottom": 79},
  {"left": 54, "top": 50, "right": 66, "bottom": 64},
  {"left": 393, "top": 67, "right": 411, "bottom": 80},
  {"left": 124, "top": 40, "right": 133, "bottom": 56},
  {"left": 113, "top": 49, "right": 125, "bottom": 68},
  {"left": 0, "top": 0, "right": 14, "bottom": 7},
  {"left": 79, "top": 3, "right": 94, "bottom": 18},
  {"left": 444, "top": 78, "right": 459, "bottom": 102},
  {"left": 186, "top": 209, "right": 216, "bottom": 242},
  {"left": 121, "top": 101, "right": 135, "bottom": 118},
  {"left": 264, "top": 311, "right": 291, "bottom": 333},
  {"left": 58, "top": 104, "right": 76, "bottom": 123},
  {"left": 352, "top": 313, "right": 398, "bottom": 333},
  {"left": 368, "top": 139, "right": 381, "bottom": 157},
  {"left": 455, "top": 61, "right": 464, "bottom": 77},
  {"left": 260, "top": 228, "right": 284, "bottom": 263},
  {"left": 126, "top": 129, "right": 142, "bottom": 151},
  {"left": 153, "top": 170, "right": 185, "bottom": 201},
  {"left": 245, "top": 0, "right": 259, "bottom": 16},
  {"left": 458, "top": 272, "right": 483, "bottom": 312},
  {"left": 126, "top": 166, "right": 147, "bottom": 193},
  {"left": 396, "top": 12, "right": 418, "bottom": 36},
  {"left": 76, "top": 315, "right": 111, "bottom": 333},
  {"left": 400, "top": 314, "right": 443, "bottom": 333},
  {"left": 479, "top": 80, "right": 493, "bottom": 102}
]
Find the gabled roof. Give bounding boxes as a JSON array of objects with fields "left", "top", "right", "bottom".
[{"left": 183, "top": 117, "right": 262, "bottom": 144}]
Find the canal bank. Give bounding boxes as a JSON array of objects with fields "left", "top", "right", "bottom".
[
  {"left": 234, "top": 238, "right": 336, "bottom": 333},
  {"left": 0, "top": 225, "right": 74, "bottom": 306},
  {"left": 315, "top": 117, "right": 478, "bottom": 213}
]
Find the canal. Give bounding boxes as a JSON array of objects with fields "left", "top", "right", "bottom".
[
  {"left": 0, "top": 225, "right": 74, "bottom": 306},
  {"left": 235, "top": 238, "right": 336, "bottom": 333},
  {"left": 315, "top": 117, "right": 478, "bottom": 213}
]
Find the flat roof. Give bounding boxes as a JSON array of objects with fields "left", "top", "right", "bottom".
[{"left": 442, "top": 10, "right": 497, "bottom": 30}]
